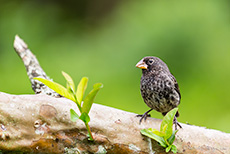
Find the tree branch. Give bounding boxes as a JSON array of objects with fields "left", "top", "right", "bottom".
[
  {"left": 0, "top": 92, "right": 229, "bottom": 153},
  {"left": 14, "top": 35, "right": 59, "bottom": 97}
]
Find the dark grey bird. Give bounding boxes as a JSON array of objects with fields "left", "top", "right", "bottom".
[{"left": 136, "top": 56, "right": 181, "bottom": 129}]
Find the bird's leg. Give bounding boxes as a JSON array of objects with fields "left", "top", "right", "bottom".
[
  {"left": 136, "top": 109, "right": 153, "bottom": 124},
  {"left": 173, "top": 116, "right": 182, "bottom": 130}
]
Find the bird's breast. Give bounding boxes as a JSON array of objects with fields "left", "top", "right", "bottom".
[{"left": 140, "top": 74, "right": 180, "bottom": 113}]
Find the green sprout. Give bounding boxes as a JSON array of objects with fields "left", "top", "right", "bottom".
[
  {"left": 34, "top": 72, "right": 103, "bottom": 141},
  {"left": 140, "top": 108, "right": 179, "bottom": 153}
]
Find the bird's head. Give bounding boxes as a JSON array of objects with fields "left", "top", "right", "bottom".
[{"left": 136, "top": 56, "right": 169, "bottom": 74}]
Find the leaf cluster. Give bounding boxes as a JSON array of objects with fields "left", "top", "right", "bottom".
[
  {"left": 34, "top": 72, "right": 103, "bottom": 141},
  {"left": 140, "top": 108, "right": 179, "bottom": 153}
]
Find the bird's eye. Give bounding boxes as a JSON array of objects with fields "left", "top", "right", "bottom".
[{"left": 148, "top": 59, "right": 154, "bottom": 65}]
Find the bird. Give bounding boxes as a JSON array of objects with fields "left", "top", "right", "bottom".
[{"left": 136, "top": 56, "right": 182, "bottom": 129}]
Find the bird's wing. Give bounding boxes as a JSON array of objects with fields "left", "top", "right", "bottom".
[{"left": 170, "top": 74, "right": 181, "bottom": 99}]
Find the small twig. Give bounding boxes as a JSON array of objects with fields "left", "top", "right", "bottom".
[{"left": 13, "top": 35, "right": 60, "bottom": 97}]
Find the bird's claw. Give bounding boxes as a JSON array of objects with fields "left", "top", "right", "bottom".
[
  {"left": 137, "top": 108, "right": 153, "bottom": 124},
  {"left": 173, "top": 116, "right": 182, "bottom": 130},
  {"left": 136, "top": 113, "right": 151, "bottom": 124},
  {"left": 136, "top": 114, "right": 151, "bottom": 118}
]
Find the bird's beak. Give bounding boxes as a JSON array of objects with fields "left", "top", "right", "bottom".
[{"left": 136, "top": 59, "right": 148, "bottom": 69}]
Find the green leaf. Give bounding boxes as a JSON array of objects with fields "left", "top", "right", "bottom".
[
  {"left": 81, "top": 83, "right": 103, "bottom": 114},
  {"left": 79, "top": 112, "right": 90, "bottom": 123},
  {"left": 70, "top": 109, "right": 79, "bottom": 122},
  {"left": 34, "top": 77, "right": 75, "bottom": 102},
  {"left": 162, "top": 124, "right": 168, "bottom": 134},
  {"left": 93, "top": 83, "right": 104, "bottom": 89},
  {"left": 62, "top": 71, "right": 75, "bottom": 92},
  {"left": 165, "top": 145, "right": 171, "bottom": 153},
  {"left": 160, "top": 108, "right": 178, "bottom": 139},
  {"left": 149, "top": 128, "right": 165, "bottom": 137},
  {"left": 76, "top": 77, "right": 88, "bottom": 105},
  {"left": 171, "top": 145, "right": 177, "bottom": 153},
  {"left": 167, "top": 130, "right": 178, "bottom": 145},
  {"left": 140, "top": 129, "right": 167, "bottom": 147}
]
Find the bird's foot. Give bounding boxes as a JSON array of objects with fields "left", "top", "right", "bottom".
[
  {"left": 173, "top": 116, "right": 182, "bottom": 130},
  {"left": 136, "top": 114, "right": 151, "bottom": 118},
  {"left": 136, "top": 113, "right": 151, "bottom": 124},
  {"left": 137, "top": 109, "right": 153, "bottom": 124}
]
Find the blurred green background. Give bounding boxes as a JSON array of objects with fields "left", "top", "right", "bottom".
[{"left": 0, "top": 0, "right": 230, "bottom": 133}]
